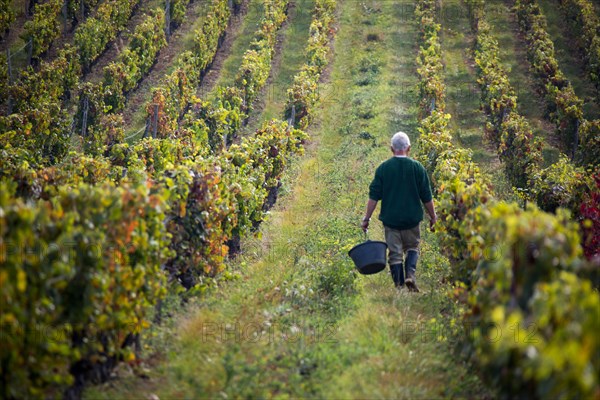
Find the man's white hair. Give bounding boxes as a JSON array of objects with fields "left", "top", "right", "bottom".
[{"left": 391, "top": 131, "right": 411, "bottom": 151}]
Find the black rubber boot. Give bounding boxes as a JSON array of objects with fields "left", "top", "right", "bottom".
[
  {"left": 390, "top": 263, "right": 404, "bottom": 288},
  {"left": 404, "top": 250, "right": 419, "bottom": 292}
]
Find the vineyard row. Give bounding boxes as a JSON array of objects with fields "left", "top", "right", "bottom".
[
  {"left": 416, "top": 1, "right": 599, "bottom": 398},
  {"left": 0, "top": 0, "right": 337, "bottom": 397},
  {"left": 20, "top": 0, "right": 138, "bottom": 62},
  {"left": 1, "top": 0, "right": 144, "bottom": 169},
  {"left": 1, "top": 0, "right": 196, "bottom": 162},
  {"left": 467, "top": 0, "right": 598, "bottom": 261},
  {"left": 513, "top": 0, "right": 599, "bottom": 166}
]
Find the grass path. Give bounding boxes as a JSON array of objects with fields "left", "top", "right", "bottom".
[
  {"left": 438, "top": 1, "right": 515, "bottom": 201},
  {"left": 205, "top": 0, "right": 266, "bottom": 92},
  {"left": 538, "top": 0, "right": 600, "bottom": 120},
  {"left": 240, "top": 0, "right": 315, "bottom": 135},
  {"left": 487, "top": 1, "right": 560, "bottom": 166},
  {"left": 84, "top": 0, "right": 493, "bottom": 398}
]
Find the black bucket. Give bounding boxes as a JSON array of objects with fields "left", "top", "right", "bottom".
[{"left": 348, "top": 240, "right": 387, "bottom": 275}]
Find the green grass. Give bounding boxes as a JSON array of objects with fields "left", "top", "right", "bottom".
[
  {"left": 207, "top": 0, "right": 265, "bottom": 92},
  {"left": 486, "top": 1, "right": 560, "bottom": 167},
  {"left": 84, "top": 0, "right": 494, "bottom": 397},
  {"left": 538, "top": 0, "right": 600, "bottom": 120},
  {"left": 439, "top": 0, "right": 516, "bottom": 201},
  {"left": 241, "top": 0, "right": 315, "bottom": 134}
]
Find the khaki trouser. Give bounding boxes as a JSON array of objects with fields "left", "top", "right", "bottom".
[{"left": 384, "top": 224, "right": 420, "bottom": 265}]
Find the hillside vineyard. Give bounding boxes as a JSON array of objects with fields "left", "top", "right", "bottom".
[{"left": 0, "top": 0, "right": 598, "bottom": 398}]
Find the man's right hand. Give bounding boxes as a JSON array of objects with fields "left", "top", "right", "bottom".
[
  {"left": 361, "top": 219, "right": 369, "bottom": 232},
  {"left": 424, "top": 200, "right": 437, "bottom": 232}
]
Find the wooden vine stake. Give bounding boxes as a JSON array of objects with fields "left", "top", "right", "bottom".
[
  {"left": 81, "top": 96, "right": 89, "bottom": 137},
  {"left": 152, "top": 104, "right": 159, "bottom": 138},
  {"left": 63, "top": 0, "right": 68, "bottom": 32},
  {"left": 572, "top": 119, "right": 580, "bottom": 162},
  {"left": 6, "top": 48, "right": 13, "bottom": 115},
  {"left": 27, "top": 38, "right": 33, "bottom": 66},
  {"left": 287, "top": 104, "right": 296, "bottom": 129},
  {"left": 165, "top": 0, "right": 171, "bottom": 39}
]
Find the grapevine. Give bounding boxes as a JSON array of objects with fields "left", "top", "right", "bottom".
[
  {"left": 20, "top": 0, "right": 63, "bottom": 59},
  {"left": 467, "top": 1, "right": 595, "bottom": 216},
  {"left": 513, "top": 0, "right": 599, "bottom": 166},
  {"left": 0, "top": 0, "right": 15, "bottom": 37},
  {"left": 415, "top": 2, "right": 599, "bottom": 398},
  {"left": 0, "top": 0, "right": 338, "bottom": 396}
]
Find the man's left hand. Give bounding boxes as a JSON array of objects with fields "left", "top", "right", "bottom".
[{"left": 429, "top": 216, "right": 437, "bottom": 232}]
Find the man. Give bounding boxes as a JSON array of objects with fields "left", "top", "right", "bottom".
[{"left": 361, "top": 131, "right": 437, "bottom": 292}]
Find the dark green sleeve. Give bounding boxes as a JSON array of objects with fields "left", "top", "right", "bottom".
[
  {"left": 419, "top": 165, "right": 433, "bottom": 203},
  {"left": 369, "top": 166, "right": 383, "bottom": 201}
]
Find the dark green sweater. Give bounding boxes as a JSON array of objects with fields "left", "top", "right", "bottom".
[{"left": 369, "top": 157, "right": 432, "bottom": 230}]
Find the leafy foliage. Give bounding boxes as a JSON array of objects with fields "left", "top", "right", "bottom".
[
  {"left": 414, "top": 0, "right": 491, "bottom": 283},
  {"left": 0, "top": 0, "right": 15, "bottom": 36},
  {"left": 176, "top": 0, "right": 289, "bottom": 146},
  {"left": 530, "top": 155, "right": 592, "bottom": 213},
  {"left": 2, "top": 0, "right": 141, "bottom": 166},
  {"left": 471, "top": 18, "right": 544, "bottom": 190},
  {"left": 0, "top": 53, "right": 7, "bottom": 104},
  {"left": 578, "top": 118, "right": 600, "bottom": 167},
  {"left": 21, "top": 0, "right": 63, "bottom": 59},
  {"left": 469, "top": 6, "right": 597, "bottom": 220},
  {"left": 0, "top": 45, "right": 81, "bottom": 167},
  {"left": 465, "top": 206, "right": 599, "bottom": 399},
  {"left": 415, "top": 1, "right": 445, "bottom": 118},
  {"left": 147, "top": 0, "right": 232, "bottom": 138},
  {"left": 170, "top": 0, "right": 192, "bottom": 28},
  {"left": 0, "top": 83, "right": 73, "bottom": 167},
  {"left": 580, "top": 173, "right": 600, "bottom": 261},
  {"left": 65, "top": 0, "right": 102, "bottom": 23},
  {"left": 234, "top": 0, "right": 288, "bottom": 111},
  {"left": 74, "top": 0, "right": 140, "bottom": 71},
  {"left": 0, "top": 181, "right": 171, "bottom": 399},
  {"left": 103, "top": 9, "right": 167, "bottom": 112}
]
